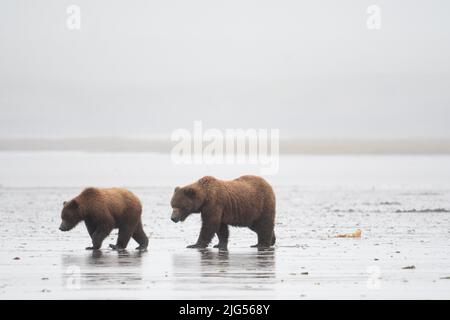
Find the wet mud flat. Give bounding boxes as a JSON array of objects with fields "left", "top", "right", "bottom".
[{"left": 0, "top": 185, "right": 449, "bottom": 299}]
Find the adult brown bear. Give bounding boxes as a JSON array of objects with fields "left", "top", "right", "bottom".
[
  {"left": 170, "top": 175, "right": 276, "bottom": 250},
  {"left": 59, "top": 187, "right": 148, "bottom": 250}
]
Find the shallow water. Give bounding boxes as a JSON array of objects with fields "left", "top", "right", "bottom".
[{"left": 0, "top": 153, "right": 450, "bottom": 299}]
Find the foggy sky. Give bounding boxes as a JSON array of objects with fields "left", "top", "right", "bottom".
[{"left": 0, "top": 0, "right": 449, "bottom": 139}]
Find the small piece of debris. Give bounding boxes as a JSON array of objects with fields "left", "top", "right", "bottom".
[
  {"left": 301, "top": 272, "right": 309, "bottom": 275},
  {"left": 41, "top": 277, "right": 49, "bottom": 280},
  {"left": 336, "top": 229, "right": 362, "bottom": 238},
  {"left": 402, "top": 265, "right": 416, "bottom": 270},
  {"left": 440, "top": 276, "right": 450, "bottom": 280},
  {"left": 13, "top": 257, "right": 20, "bottom": 260}
]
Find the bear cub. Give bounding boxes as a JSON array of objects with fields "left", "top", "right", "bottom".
[
  {"left": 170, "top": 175, "right": 276, "bottom": 250},
  {"left": 59, "top": 187, "right": 148, "bottom": 251}
]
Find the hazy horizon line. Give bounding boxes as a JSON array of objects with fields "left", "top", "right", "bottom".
[{"left": 1, "top": 137, "right": 450, "bottom": 154}]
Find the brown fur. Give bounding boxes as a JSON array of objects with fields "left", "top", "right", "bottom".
[
  {"left": 59, "top": 188, "right": 148, "bottom": 250},
  {"left": 170, "top": 175, "right": 276, "bottom": 250}
]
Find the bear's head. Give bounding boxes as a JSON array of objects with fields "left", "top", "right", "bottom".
[
  {"left": 170, "top": 185, "right": 205, "bottom": 223},
  {"left": 59, "top": 199, "right": 83, "bottom": 231}
]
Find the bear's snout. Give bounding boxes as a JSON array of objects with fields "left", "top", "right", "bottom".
[
  {"left": 171, "top": 208, "right": 181, "bottom": 223},
  {"left": 59, "top": 221, "right": 70, "bottom": 231}
]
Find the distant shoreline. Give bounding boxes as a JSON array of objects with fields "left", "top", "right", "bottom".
[{"left": 1, "top": 138, "right": 450, "bottom": 154}]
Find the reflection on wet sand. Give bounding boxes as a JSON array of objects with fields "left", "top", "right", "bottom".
[
  {"left": 173, "top": 249, "right": 276, "bottom": 294},
  {"left": 62, "top": 249, "right": 146, "bottom": 267},
  {"left": 61, "top": 250, "right": 146, "bottom": 288}
]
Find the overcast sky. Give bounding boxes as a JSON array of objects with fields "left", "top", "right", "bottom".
[{"left": 0, "top": 0, "right": 449, "bottom": 139}]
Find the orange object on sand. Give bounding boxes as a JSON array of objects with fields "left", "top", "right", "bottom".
[{"left": 336, "top": 229, "right": 362, "bottom": 238}]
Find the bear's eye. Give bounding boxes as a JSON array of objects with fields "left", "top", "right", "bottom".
[{"left": 62, "top": 211, "right": 70, "bottom": 219}]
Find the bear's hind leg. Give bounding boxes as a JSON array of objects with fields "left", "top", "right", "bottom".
[
  {"left": 249, "top": 225, "right": 260, "bottom": 247},
  {"left": 213, "top": 224, "right": 229, "bottom": 251},
  {"left": 250, "top": 219, "right": 275, "bottom": 248},
  {"left": 132, "top": 221, "right": 149, "bottom": 250},
  {"left": 254, "top": 230, "right": 273, "bottom": 249}
]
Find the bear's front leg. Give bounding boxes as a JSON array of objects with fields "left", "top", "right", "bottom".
[
  {"left": 188, "top": 219, "right": 220, "bottom": 249},
  {"left": 86, "top": 228, "right": 110, "bottom": 250}
]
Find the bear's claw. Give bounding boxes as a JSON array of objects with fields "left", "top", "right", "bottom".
[
  {"left": 187, "top": 243, "right": 206, "bottom": 249},
  {"left": 85, "top": 246, "right": 99, "bottom": 250}
]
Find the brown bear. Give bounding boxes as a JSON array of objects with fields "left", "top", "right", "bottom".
[
  {"left": 59, "top": 187, "right": 148, "bottom": 251},
  {"left": 170, "top": 175, "right": 276, "bottom": 250}
]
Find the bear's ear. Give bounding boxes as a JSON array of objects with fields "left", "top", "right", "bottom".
[
  {"left": 68, "top": 199, "right": 79, "bottom": 208},
  {"left": 174, "top": 186, "right": 180, "bottom": 193},
  {"left": 183, "top": 187, "right": 196, "bottom": 199},
  {"left": 63, "top": 201, "right": 67, "bottom": 206}
]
